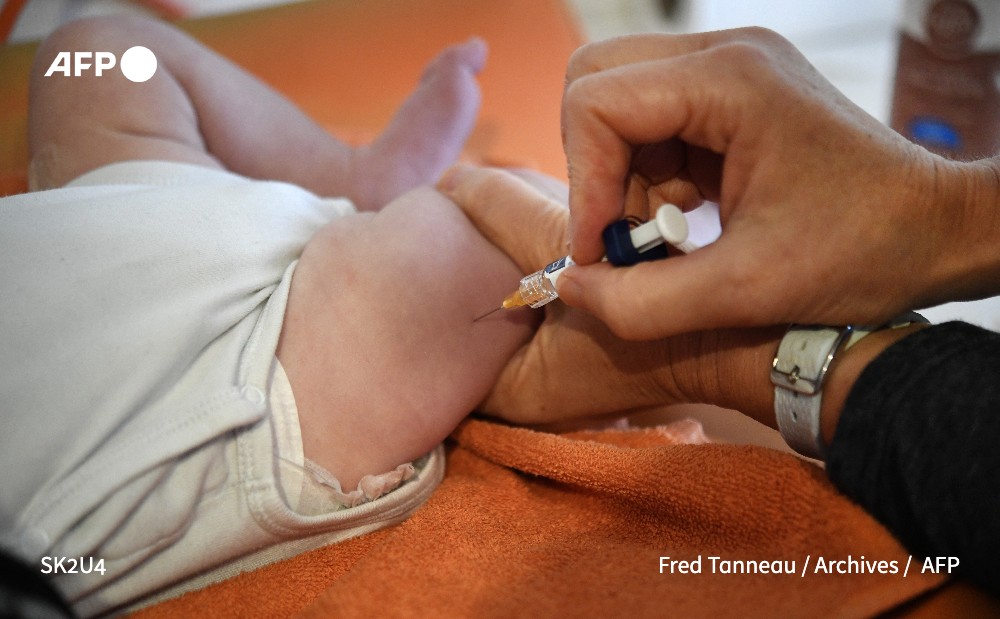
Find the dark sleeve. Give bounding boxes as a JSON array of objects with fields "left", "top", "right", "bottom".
[{"left": 826, "top": 321, "right": 1000, "bottom": 596}]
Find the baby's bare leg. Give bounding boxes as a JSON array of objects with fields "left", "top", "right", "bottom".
[
  {"left": 277, "top": 187, "right": 535, "bottom": 487},
  {"left": 29, "top": 15, "right": 483, "bottom": 210}
]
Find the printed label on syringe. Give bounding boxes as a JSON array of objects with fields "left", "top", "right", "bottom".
[{"left": 543, "top": 255, "right": 575, "bottom": 276}]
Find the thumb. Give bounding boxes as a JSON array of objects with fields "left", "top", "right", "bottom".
[
  {"left": 439, "top": 165, "right": 569, "bottom": 274},
  {"left": 557, "top": 237, "right": 762, "bottom": 340}
]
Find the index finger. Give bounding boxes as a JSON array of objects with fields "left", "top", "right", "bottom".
[
  {"left": 562, "top": 55, "right": 719, "bottom": 264},
  {"left": 561, "top": 28, "right": 787, "bottom": 264},
  {"left": 565, "top": 30, "right": 729, "bottom": 84},
  {"left": 561, "top": 34, "right": 714, "bottom": 265}
]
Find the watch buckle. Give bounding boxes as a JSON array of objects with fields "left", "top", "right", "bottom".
[
  {"left": 770, "top": 325, "right": 855, "bottom": 395},
  {"left": 770, "top": 362, "right": 821, "bottom": 395}
]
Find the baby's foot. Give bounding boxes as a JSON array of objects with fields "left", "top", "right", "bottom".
[{"left": 349, "top": 38, "right": 487, "bottom": 211}]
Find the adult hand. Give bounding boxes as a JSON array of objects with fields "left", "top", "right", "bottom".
[
  {"left": 438, "top": 164, "right": 780, "bottom": 425},
  {"left": 559, "top": 28, "right": 999, "bottom": 340}
]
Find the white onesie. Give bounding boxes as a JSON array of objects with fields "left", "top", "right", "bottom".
[{"left": 0, "top": 161, "right": 444, "bottom": 617}]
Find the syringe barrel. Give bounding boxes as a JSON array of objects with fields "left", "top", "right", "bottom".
[{"left": 518, "top": 255, "right": 574, "bottom": 308}]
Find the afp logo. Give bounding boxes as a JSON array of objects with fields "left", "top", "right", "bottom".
[{"left": 44, "top": 46, "right": 157, "bottom": 83}]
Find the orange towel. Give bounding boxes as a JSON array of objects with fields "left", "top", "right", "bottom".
[{"left": 132, "top": 418, "right": 945, "bottom": 618}]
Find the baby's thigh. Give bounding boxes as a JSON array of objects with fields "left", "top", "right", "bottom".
[{"left": 279, "top": 187, "right": 534, "bottom": 483}]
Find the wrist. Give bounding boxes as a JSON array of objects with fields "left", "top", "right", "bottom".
[
  {"left": 819, "top": 322, "right": 930, "bottom": 446},
  {"left": 651, "top": 322, "right": 931, "bottom": 451},
  {"left": 918, "top": 156, "right": 1000, "bottom": 305},
  {"left": 656, "top": 327, "right": 784, "bottom": 428}
]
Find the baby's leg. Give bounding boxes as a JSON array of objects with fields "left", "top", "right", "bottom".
[
  {"left": 277, "top": 187, "right": 536, "bottom": 487},
  {"left": 29, "top": 15, "right": 483, "bottom": 210}
]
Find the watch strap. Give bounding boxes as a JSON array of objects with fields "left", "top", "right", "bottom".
[
  {"left": 774, "top": 387, "right": 825, "bottom": 459},
  {"left": 771, "top": 312, "right": 929, "bottom": 461},
  {"left": 771, "top": 325, "right": 854, "bottom": 460}
]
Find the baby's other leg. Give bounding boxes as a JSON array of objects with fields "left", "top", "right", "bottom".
[
  {"left": 28, "top": 15, "right": 483, "bottom": 208},
  {"left": 29, "top": 15, "right": 222, "bottom": 188},
  {"left": 347, "top": 39, "right": 486, "bottom": 211},
  {"left": 277, "top": 188, "right": 536, "bottom": 488}
]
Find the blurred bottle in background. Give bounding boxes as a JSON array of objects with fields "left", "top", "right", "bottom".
[{"left": 890, "top": 0, "right": 1000, "bottom": 160}]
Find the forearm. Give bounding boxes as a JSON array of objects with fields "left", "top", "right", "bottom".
[
  {"left": 655, "top": 324, "right": 930, "bottom": 439},
  {"left": 825, "top": 323, "right": 1000, "bottom": 596},
  {"left": 667, "top": 321, "right": 1000, "bottom": 596}
]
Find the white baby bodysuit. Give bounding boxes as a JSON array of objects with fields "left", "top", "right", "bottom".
[{"left": 0, "top": 161, "right": 444, "bottom": 617}]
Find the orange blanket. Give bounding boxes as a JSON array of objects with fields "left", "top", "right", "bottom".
[{"left": 132, "top": 418, "right": 945, "bottom": 618}]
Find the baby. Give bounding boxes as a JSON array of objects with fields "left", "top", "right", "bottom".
[{"left": 0, "top": 15, "right": 535, "bottom": 616}]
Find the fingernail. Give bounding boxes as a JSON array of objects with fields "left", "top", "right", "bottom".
[
  {"left": 438, "top": 163, "right": 472, "bottom": 194},
  {"left": 555, "top": 266, "right": 582, "bottom": 304}
]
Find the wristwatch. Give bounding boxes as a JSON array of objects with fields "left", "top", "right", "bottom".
[{"left": 770, "top": 312, "right": 928, "bottom": 460}]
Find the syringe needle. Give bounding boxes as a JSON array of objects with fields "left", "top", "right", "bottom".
[
  {"left": 476, "top": 285, "right": 532, "bottom": 322},
  {"left": 473, "top": 306, "right": 503, "bottom": 323}
]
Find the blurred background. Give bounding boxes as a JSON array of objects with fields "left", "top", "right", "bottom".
[
  {"left": 4, "top": 0, "right": 903, "bottom": 121},
  {"left": 3, "top": 0, "right": 998, "bottom": 330}
]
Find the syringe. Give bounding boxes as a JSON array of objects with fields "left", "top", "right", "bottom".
[{"left": 474, "top": 203, "right": 698, "bottom": 321}]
